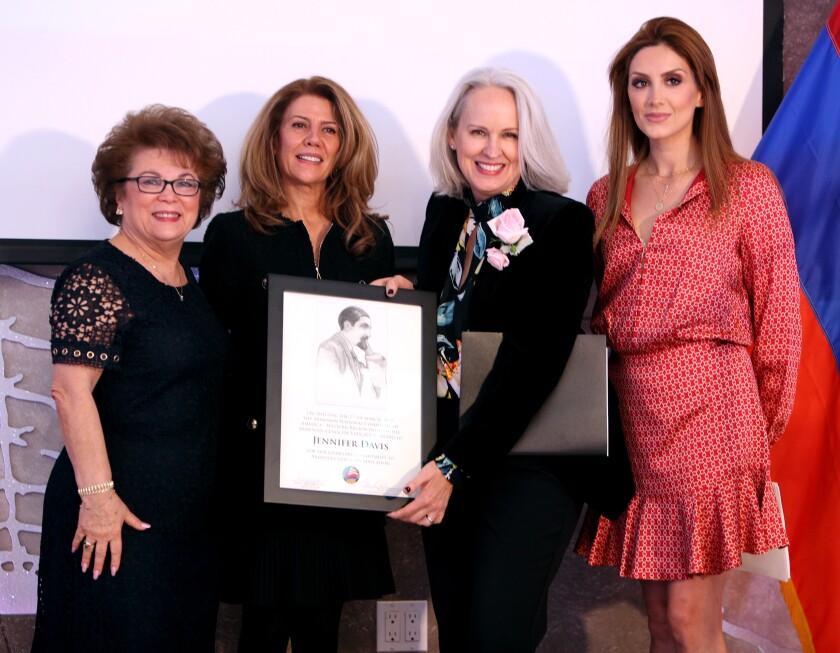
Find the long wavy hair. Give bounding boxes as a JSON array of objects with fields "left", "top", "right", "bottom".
[
  {"left": 237, "top": 76, "right": 387, "bottom": 256},
  {"left": 594, "top": 16, "right": 744, "bottom": 245},
  {"left": 430, "top": 67, "right": 570, "bottom": 199}
]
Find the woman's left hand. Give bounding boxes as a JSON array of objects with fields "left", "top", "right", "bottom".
[
  {"left": 387, "top": 461, "right": 454, "bottom": 526},
  {"left": 370, "top": 275, "right": 414, "bottom": 297},
  {"left": 72, "top": 492, "right": 150, "bottom": 579}
]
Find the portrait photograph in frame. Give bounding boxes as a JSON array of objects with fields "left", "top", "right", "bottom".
[{"left": 264, "top": 274, "right": 437, "bottom": 512}]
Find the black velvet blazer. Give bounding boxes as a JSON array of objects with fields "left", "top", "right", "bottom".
[{"left": 416, "top": 182, "right": 595, "bottom": 478}]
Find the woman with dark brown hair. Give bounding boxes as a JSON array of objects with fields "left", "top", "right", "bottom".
[
  {"left": 32, "top": 104, "right": 228, "bottom": 652},
  {"left": 576, "top": 17, "right": 801, "bottom": 652},
  {"left": 199, "top": 76, "right": 395, "bottom": 653}
]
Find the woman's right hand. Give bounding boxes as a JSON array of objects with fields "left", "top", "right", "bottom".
[
  {"left": 387, "top": 461, "right": 454, "bottom": 526},
  {"left": 370, "top": 275, "right": 414, "bottom": 297},
  {"left": 72, "top": 492, "right": 150, "bottom": 579}
]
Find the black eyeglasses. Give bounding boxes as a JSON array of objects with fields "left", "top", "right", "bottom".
[{"left": 116, "top": 176, "right": 202, "bottom": 196}]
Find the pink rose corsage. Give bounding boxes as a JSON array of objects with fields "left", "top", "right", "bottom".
[
  {"left": 485, "top": 208, "right": 533, "bottom": 271},
  {"left": 485, "top": 247, "right": 510, "bottom": 270}
]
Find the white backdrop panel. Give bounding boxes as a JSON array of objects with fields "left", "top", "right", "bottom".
[{"left": 1, "top": 0, "right": 763, "bottom": 245}]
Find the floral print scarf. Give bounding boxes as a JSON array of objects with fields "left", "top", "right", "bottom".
[{"left": 435, "top": 186, "right": 515, "bottom": 399}]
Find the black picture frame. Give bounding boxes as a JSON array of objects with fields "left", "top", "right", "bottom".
[{"left": 264, "top": 273, "right": 437, "bottom": 512}]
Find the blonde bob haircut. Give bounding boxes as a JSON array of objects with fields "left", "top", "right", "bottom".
[
  {"left": 430, "top": 67, "right": 570, "bottom": 200},
  {"left": 237, "top": 76, "right": 388, "bottom": 257},
  {"left": 595, "top": 16, "right": 744, "bottom": 244}
]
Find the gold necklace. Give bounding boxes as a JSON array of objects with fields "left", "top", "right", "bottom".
[
  {"left": 117, "top": 232, "right": 185, "bottom": 301},
  {"left": 647, "top": 161, "right": 697, "bottom": 213}
]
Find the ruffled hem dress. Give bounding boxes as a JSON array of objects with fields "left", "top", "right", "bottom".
[{"left": 575, "top": 162, "right": 801, "bottom": 580}]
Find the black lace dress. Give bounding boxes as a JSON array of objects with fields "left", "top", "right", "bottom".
[{"left": 32, "top": 241, "right": 228, "bottom": 653}]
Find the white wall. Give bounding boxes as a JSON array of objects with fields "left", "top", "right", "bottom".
[{"left": 1, "top": 0, "right": 763, "bottom": 245}]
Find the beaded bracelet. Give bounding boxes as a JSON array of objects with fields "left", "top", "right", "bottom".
[{"left": 77, "top": 480, "right": 115, "bottom": 497}]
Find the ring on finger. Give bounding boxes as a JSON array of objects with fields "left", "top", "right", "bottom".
[
  {"left": 424, "top": 514, "right": 434, "bottom": 524},
  {"left": 83, "top": 539, "right": 94, "bottom": 548}
]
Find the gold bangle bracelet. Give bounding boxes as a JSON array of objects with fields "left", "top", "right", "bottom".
[{"left": 77, "top": 480, "right": 114, "bottom": 497}]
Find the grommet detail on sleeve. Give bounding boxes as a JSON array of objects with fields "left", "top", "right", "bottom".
[
  {"left": 261, "top": 277, "right": 268, "bottom": 290},
  {"left": 50, "top": 260, "right": 131, "bottom": 369},
  {"left": 247, "top": 418, "right": 258, "bottom": 430},
  {"left": 113, "top": 355, "right": 120, "bottom": 362}
]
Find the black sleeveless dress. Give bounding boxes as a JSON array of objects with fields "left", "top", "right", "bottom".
[{"left": 32, "top": 241, "right": 228, "bottom": 653}]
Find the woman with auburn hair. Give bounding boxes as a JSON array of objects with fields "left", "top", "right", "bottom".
[
  {"left": 33, "top": 104, "right": 228, "bottom": 652},
  {"left": 576, "top": 17, "right": 801, "bottom": 652},
  {"left": 235, "top": 76, "right": 384, "bottom": 257},
  {"left": 199, "top": 77, "right": 395, "bottom": 653},
  {"left": 379, "top": 67, "right": 612, "bottom": 652}
]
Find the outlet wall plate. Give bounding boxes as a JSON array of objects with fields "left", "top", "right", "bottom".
[{"left": 376, "top": 600, "right": 428, "bottom": 652}]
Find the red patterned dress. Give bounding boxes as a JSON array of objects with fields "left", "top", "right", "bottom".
[{"left": 576, "top": 161, "right": 801, "bottom": 580}]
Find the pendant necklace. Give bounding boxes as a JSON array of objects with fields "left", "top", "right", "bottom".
[
  {"left": 647, "top": 161, "right": 697, "bottom": 214},
  {"left": 650, "top": 178, "right": 669, "bottom": 213},
  {"left": 117, "top": 231, "right": 185, "bottom": 301}
]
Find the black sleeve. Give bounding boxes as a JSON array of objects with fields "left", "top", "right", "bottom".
[
  {"left": 370, "top": 221, "right": 396, "bottom": 280},
  {"left": 199, "top": 212, "right": 242, "bottom": 330},
  {"left": 50, "top": 261, "right": 133, "bottom": 369},
  {"left": 415, "top": 194, "right": 466, "bottom": 294}
]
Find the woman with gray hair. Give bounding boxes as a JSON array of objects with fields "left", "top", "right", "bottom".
[{"left": 381, "top": 67, "right": 603, "bottom": 652}]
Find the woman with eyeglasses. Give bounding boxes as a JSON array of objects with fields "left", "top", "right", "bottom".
[
  {"left": 32, "top": 104, "right": 228, "bottom": 653},
  {"left": 199, "top": 77, "right": 395, "bottom": 653}
]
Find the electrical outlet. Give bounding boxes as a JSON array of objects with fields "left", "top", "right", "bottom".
[
  {"left": 405, "top": 610, "right": 422, "bottom": 642},
  {"left": 376, "top": 600, "right": 428, "bottom": 651},
  {"left": 385, "top": 611, "right": 402, "bottom": 642}
]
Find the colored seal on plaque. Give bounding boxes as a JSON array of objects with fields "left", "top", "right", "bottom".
[{"left": 342, "top": 466, "right": 360, "bottom": 484}]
